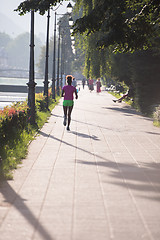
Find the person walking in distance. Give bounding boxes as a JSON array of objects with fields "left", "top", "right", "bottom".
[
  {"left": 82, "top": 78, "right": 85, "bottom": 89},
  {"left": 62, "top": 75, "right": 78, "bottom": 131},
  {"left": 96, "top": 78, "right": 101, "bottom": 93},
  {"left": 88, "top": 77, "right": 94, "bottom": 92},
  {"left": 72, "top": 77, "right": 77, "bottom": 88}
]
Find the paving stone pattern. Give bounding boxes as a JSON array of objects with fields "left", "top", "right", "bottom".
[{"left": 0, "top": 87, "right": 160, "bottom": 240}]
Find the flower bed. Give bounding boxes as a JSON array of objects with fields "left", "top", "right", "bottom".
[
  {"left": 0, "top": 90, "right": 59, "bottom": 179},
  {"left": 0, "top": 101, "right": 29, "bottom": 142}
]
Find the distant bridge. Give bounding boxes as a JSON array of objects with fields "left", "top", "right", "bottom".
[
  {"left": 0, "top": 85, "right": 44, "bottom": 93},
  {"left": 0, "top": 68, "right": 44, "bottom": 93}
]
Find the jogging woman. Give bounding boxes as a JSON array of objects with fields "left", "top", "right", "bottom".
[{"left": 62, "top": 75, "right": 78, "bottom": 131}]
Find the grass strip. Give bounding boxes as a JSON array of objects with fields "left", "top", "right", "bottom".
[{"left": 0, "top": 96, "right": 60, "bottom": 180}]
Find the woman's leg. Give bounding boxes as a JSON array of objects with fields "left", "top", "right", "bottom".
[
  {"left": 63, "top": 106, "right": 68, "bottom": 117},
  {"left": 67, "top": 106, "right": 73, "bottom": 129},
  {"left": 63, "top": 106, "right": 68, "bottom": 126}
]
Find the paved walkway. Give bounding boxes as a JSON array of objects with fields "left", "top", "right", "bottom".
[{"left": 0, "top": 87, "right": 160, "bottom": 240}]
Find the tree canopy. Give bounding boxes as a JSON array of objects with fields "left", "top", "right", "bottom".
[
  {"left": 15, "top": 0, "right": 64, "bottom": 15},
  {"left": 16, "top": 0, "right": 160, "bottom": 51},
  {"left": 73, "top": 0, "right": 160, "bottom": 52}
]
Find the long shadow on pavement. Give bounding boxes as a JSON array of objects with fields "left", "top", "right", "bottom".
[
  {"left": 0, "top": 181, "right": 54, "bottom": 240},
  {"left": 39, "top": 130, "right": 160, "bottom": 202},
  {"left": 51, "top": 111, "right": 154, "bottom": 134},
  {"left": 103, "top": 106, "right": 139, "bottom": 115},
  {"left": 51, "top": 113, "right": 112, "bottom": 132},
  {"left": 77, "top": 159, "right": 160, "bottom": 202},
  {"left": 39, "top": 130, "right": 107, "bottom": 163},
  {"left": 103, "top": 106, "right": 153, "bottom": 121},
  {"left": 71, "top": 131, "right": 100, "bottom": 141}
]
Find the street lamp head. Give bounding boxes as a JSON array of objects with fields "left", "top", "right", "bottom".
[
  {"left": 72, "top": 40, "right": 75, "bottom": 45},
  {"left": 70, "top": 28, "right": 73, "bottom": 34},
  {"left": 69, "top": 16, "right": 73, "bottom": 26},
  {"left": 71, "top": 45, "right": 76, "bottom": 54},
  {"left": 67, "top": 2, "right": 73, "bottom": 14},
  {"left": 71, "top": 45, "right": 75, "bottom": 50}
]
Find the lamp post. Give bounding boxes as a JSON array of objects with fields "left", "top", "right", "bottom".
[
  {"left": 69, "top": 16, "right": 73, "bottom": 26},
  {"left": 51, "top": 12, "right": 56, "bottom": 100},
  {"left": 67, "top": 2, "right": 73, "bottom": 12},
  {"left": 70, "top": 27, "right": 73, "bottom": 34},
  {"left": 44, "top": 8, "right": 50, "bottom": 109},
  {"left": 60, "top": 34, "right": 64, "bottom": 89},
  {"left": 56, "top": 24, "right": 60, "bottom": 96},
  {"left": 51, "top": 2, "right": 73, "bottom": 99},
  {"left": 27, "top": 9, "right": 36, "bottom": 125},
  {"left": 69, "top": 16, "right": 76, "bottom": 55}
]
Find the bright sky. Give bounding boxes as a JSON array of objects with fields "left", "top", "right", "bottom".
[{"left": 0, "top": 0, "right": 74, "bottom": 43}]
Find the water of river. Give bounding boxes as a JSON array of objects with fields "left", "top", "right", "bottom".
[
  {"left": 0, "top": 77, "right": 51, "bottom": 109},
  {"left": 0, "top": 77, "right": 45, "bottom": 86}
]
